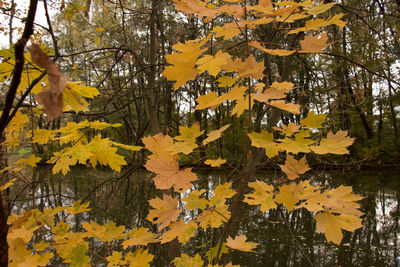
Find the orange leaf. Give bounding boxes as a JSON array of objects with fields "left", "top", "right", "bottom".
[
  {"left": 226, "top": 235, "right": 258, "bottom": 252},
  {"left": 147, "top": 195, "right": 181, "bottom": 230},
  {"left": 278, "top": 155, "right": 310, "bottom": 180},
  {"left": 144, "top": 157, "right": 197, "bottom": 192}
]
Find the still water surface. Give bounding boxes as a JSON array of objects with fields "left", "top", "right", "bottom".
[{"left": 10, "top": 166, "right": 400, "bottom": 266}]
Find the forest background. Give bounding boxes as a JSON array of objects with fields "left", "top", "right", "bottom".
[{"left": 0, "top": 0, "right": 399, "bottom": 266}]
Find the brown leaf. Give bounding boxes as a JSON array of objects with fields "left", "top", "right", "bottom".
[
  {"left": 36, "top": 90, "right": 63, "bottom": 121},
  {"left": 47, "top": 64, "right": 67, "bottom": 94},
  {"left": 27, "top": 44, "right": 50, "bottom": 68},
  {"left": 29, "top": 43, "right": 67, "bottom": 121}
]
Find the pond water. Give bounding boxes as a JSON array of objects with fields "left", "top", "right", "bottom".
[{"left": 9, "top": 166, "right": 400, "bottom": 266}]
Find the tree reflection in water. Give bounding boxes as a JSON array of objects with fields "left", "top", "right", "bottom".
[{"left": 9, "top": 167, "right": 400, "bottom": 266}]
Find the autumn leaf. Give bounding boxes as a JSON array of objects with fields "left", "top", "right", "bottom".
[
  {"left": 232, "top": 95, "right": 253, "bottom": 117},
  {"left": 106, "top": 251, "right": 127, "bottom": 266},
  {"left": 182, "top": 189, "right": 208, "bottom": 210},
  {"left": 311, "top": 130, "right": 355, "bottom": 154},
  {"left": 147, "top": 194, "right": 181, "bottom": 230},
  {"left": 249, "top": 40, "right": 296, "bottom": 56},
  {"left": 122, "top": 227, "right": 159, "bottom": 248},
  {"left": 29, "top": 44, "right": 67, "bottom": 120},
  {"left": 269, "top": 100, "right": 300, "bottom": 114},
  {"left": 81, "top": 221, "right": 125, "bottom": 242},
  {"left": 275, "top": 181, "right": 318, "bottom": 212},
  {"left": 204, "top": 158, "right": 226, "bottom": 167},
  {"left": 172, "top": 253, "right": 203, "bottom": 267},
  {"left": 172, "top": 124, "right": 204, "bottom": 154},
  {"left": 0, "top": 178, "right": 16, "bottom": 192},
  {"left": 253, "top": 81, "right": 294, "bottom": 102},
  {"left": 145, "top": 157, "right": 197, "bottom": 192},
  {"left": 160, "top": 220, "right": 197, "bottom": 244},
  {"left": 274, "top": 122, "right": 300, "bottom": 136},
  {"left": 195, "top": 91, "right": 224, "bottom": 110},
  {"left": 304, "top": 2, "right": 336, "bottom": 15},
  {"left": 142, "top": 133, "right": 177, "bottom": 160},
  {"left": 66, "top": 200, "right": 91, "bottom": 215},
  {"left": 217, "top": 76, "right": 238, "bottom": 87},
  {"left": 125, "top": 248, "right": 154, "bottom": 267},
  {"left": 300, "top": 111, "right": 327, "bottom": 129},
  {"left": 244, "top": 180, "right": 276, "bottom": 211},
  {"left": 197, "top": 50, "right": 231, "bottom": 76},
  {"left": 279, "top": 155, "right": 311, "bottom": 180},
  {"left": 278, "top": 132, "right": 314, "bottom": 154},
  {"left": 163, "top": 39, "right": 206, "bottom": 89},
  {"left": 314, "top": 212, "right": 363, "bottom": 245},
  {"left": 299, "top": 33, "right": 330, "bottom": 53},
  {"left": 248, "top": 130, "right": 279, "bottom": 158},
  {"left": 203, "top": 124, "right": 230, "bottom": 145},
  {"left": 14, "top": 154, "right": 41, "bottom": 168},
  {"left": 197, "top": 208, "right": 229, "bottom": 228},
  {"left": 209, "top": 182, "right": 236, "bottom": 207},
  {"left": 223, "top": 56, "right": 264, "bottom": 80},
  {"left": 226, "top": 235, "right": 258, "bottom": 252}
]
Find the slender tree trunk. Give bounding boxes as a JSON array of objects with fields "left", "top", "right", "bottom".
[{"left": 146, "top": 0, "right": 160, "bottom": 135}]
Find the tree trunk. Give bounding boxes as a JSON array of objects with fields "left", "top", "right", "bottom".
[{"left": 146, "top": 0, "right": 160, "bottom": 135}]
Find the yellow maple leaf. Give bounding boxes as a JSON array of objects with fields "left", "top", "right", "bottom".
[
  {"left": 244, "top": 180, "right": 276, "bottom": 212},
  {"left": 311, "top": 130, "right": 354, "bottom": 154},
  {"left": 163, "top": 39, "right": 206, "bottom": 89},
  {"left": 299, "top": 33, "right": 330, "bottom": 53},
  {"left": 253, "top": 81, "right": 294, "bottom": 102},
  {"left": 232, "top": 95, "right": 253, "bottom": 117},
  {"left": 144, "top": 157, "right": 197, "bottom": 192},
  {"left": 273, "top": 122, "right": 301, "bottom": 136},
  {"left": 142, "top": 133, "right": 177, "bottom": 160},
  {"left": 195, "top": 91, "right": 224, "bottom": 110},
  {"left": 14, "top": 155, "right": 41, "bottom": 168},
  {"left": 122, "top": 227, "right": 159, "bottom": 248},
  {"left": 314, "top": 212, "right": 362, "bottom": 245},
  {"left": 278, "top": 134, "right": 313, "bottom": 154},
  {"left": 248, "top": 130, "right": 279, "bottom": 158},
  {"left": 160, "top": 220, "right": 197, "bottom": 244},
  {"left": 203, "top": 124, "right": 230, "bottom": 145},
  {"left": 81, "top": 221, "right": 125, "bottom": 242},
  {"left": 300, "top": 110, "right": 327, "bottom": 129},
  {"left": 269, "top": 100, "right": 300, "bottom": 114},
  {"left": 197, "top": 50, "right": 231, "bottom": 76},
  {"left": 0, "top": 178, "right": 16, "bottom": 192},
  {"left": 217, "top": 75, "right": 238, "bottom": 87},
  {"left": 212, "top": 26, "right": 241, "bottom": 40},
  {"left": 32, "top": 128, "right": 56, "bottom": 144},
  {"left": 197, "top": 208, "right": 229, "bottom": 228},
  {"left": 172, "top": 253, "right": 203, "bottom": 267},
  {"left": 63, "top": 82, "right": 100, "bottom": 112},
  {"left": 226, "top": 235, "right": 258, "bottom": 252},
  {"left": 204, "top": 158, "right": 226, "bottom": 167},
  {"left": 147, "top": 194, "right": 181, "bottom": 230},
  {"left": 249, "top": 40, "right": 296, "bottom": 56},
  {"left": 209, "top": 182, "right": 236, "bottom": 207},
  {"left": 304, "top": 2, "right": 336, "bottom": 15},
  {"left": 172, "top": 124, "right": 204, "bottom": 154},
  {"left": 106, "top": 251, "right": 127, "bottom": 266},
  {"left": 279, "top": 155, "right": 310, "bottom": 180},
  {"left": 183, "top": 189, "right": 208, "bottom": 210},
  {"left": 125, "top": 248, "right": 154, "bottom": 267},
  {"left": 275, "top": 181, "right": 316, "bottom": 212},
  {"left": 223, "top": 85, "right": 247, "bottom": 101}
]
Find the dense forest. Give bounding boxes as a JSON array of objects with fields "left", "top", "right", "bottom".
[{"left": 0, "top": 0, "right": 399, "bottom": 266}]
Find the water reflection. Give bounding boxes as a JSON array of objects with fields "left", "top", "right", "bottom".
[{"left": 9, "top": 167, "right": 400, "bottom": 266}]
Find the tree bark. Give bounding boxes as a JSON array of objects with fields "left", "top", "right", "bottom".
[{"left": 146, "top": 0, "right": 161, "bottom": 135}]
